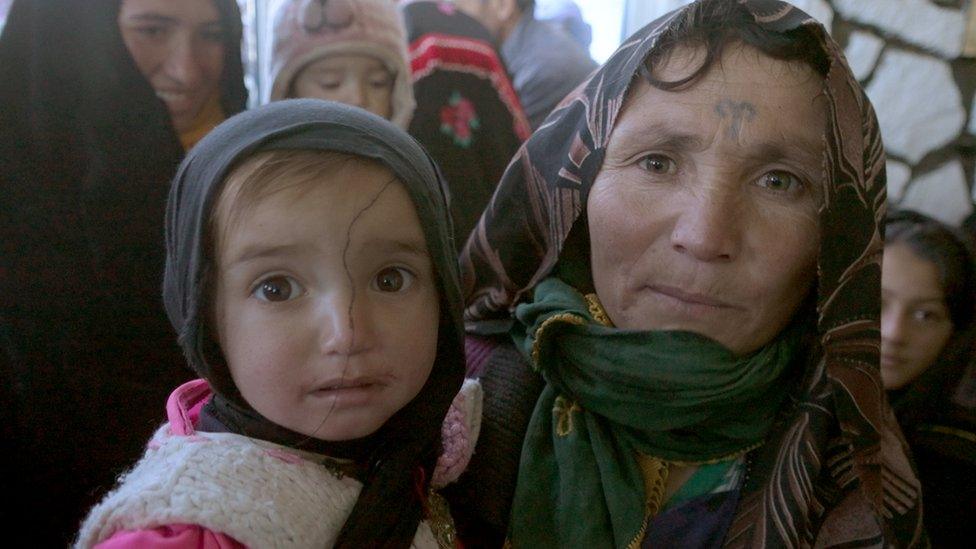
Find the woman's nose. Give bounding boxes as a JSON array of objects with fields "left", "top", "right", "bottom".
[
  {"left": 669, "top": 189, "right": 740, "bottom": 262},
  {"left": 881, "top": 307, "right": 907, "bottom": 346},
  {"left": 163, "top": 35, "right": 203, "bottom": 88}
]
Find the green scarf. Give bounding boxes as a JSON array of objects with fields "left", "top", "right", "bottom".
[{"left": 508, "top": 278, "right": 804, "bottom": 548}]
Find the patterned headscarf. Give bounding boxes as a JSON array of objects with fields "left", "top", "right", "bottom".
[{"left": 460, "top": 0, "right": 924, "bottom": 545}]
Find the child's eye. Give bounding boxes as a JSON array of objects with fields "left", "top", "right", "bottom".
[
  {"left": 638, "top": 154, "right": 676, "bottom": 175},
  {"left": 372, "top": 267, "right": 415, "bottom": 293},
  {"left": 368, "top": 72, "right": 394, "bottom": 89},
  {"left": 252, "top": 275, "right": 303, "bottom": 302}
]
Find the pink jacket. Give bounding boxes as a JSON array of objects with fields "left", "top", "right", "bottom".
[{"left": 87, "top": 378, "right": 481, "bottom": 548}]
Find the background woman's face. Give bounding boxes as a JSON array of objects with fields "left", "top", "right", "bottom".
[
  {"left": 118, "top": 0, "right": 225, "bottom": 134},
  {"left": 881, "top": 243, "right": 953, "bottom": 390},
  {"left": 587, "top": 43, "right": 825, "bottom": 355}
]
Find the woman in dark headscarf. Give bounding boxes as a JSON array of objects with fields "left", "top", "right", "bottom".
[
  {"left": 881, "top": 210, "right": 976, "bottom": 545},
  {"left": 449, "top": 0, "right": 925, "bottom": 546},
  {"left": 401, "top": 0, "right": 531, "bottom": 249},
  {"left": 0, "top": 0, "right": 246, "bottom": 543}
]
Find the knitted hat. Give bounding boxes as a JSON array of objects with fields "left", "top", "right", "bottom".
[{"left": 268, "top": 0, "right": 416, "bottom": 129}]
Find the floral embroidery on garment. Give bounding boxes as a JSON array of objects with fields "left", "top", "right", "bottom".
[{"left": 440, "top": 91, "right": 480, "bottom": 147}]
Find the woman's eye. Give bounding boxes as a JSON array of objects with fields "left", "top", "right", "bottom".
[
  {"left": 638, "top": 154, "right": 676, "bottom": 175},
  {"left": 756, "top": 170, "right": 803, "bottom": 193},
  {"left": 372, "top": 267, "right": 415, "bottom": 293},
  {"left": 911, "top": 308, "right": 945, "bottom": 323},
  {"left": 318, "top": 80, "right": 342, "bottom": 90},
  {"left": 252, "top": 276, "right": 303, "bottom": 303},
  {"left": 200, "top": 29, "right": 225, "bottom": 43},
  {"left": 136, "top": 25, "right": 167, "bottom": 39}
]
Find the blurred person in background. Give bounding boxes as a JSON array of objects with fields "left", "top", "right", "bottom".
[
  {"left": 452, "top": 0, "right": 596, "bottom": 130},
  {"left": 535, "top": 0, "right": 591, "bottom": 51},
  {"left": 0, "top": 0, "right": 246, "bottom": 543},
  {"left": 882, "top": 210, "right": 976, "bottom": 545},
  {"left": 402, "top": 0, "right": 530, "bottom": 249},
  {"left": 267, "top": 0, "right": 415, "bottom": 129}
]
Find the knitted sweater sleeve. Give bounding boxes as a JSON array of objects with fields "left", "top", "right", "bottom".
[
  {"left": 95, "top": 524, "right": 245, "bottom": 549},
  {"left": 443, "top": 335, "right": 545, "bottom": 546}
]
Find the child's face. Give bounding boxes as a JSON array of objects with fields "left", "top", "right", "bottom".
[
  {"left": 212, "top": 160, "right": 440, "bottom": 441},
  {"left": 291, "top": 54, "right": 394, "bottom": 120}
]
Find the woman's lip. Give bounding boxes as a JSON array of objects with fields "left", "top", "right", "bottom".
[
  {"left": 646, "top": 284, "right": 735, "bottom": 308},
  {"left": 154, "top": 89, "right": 197, "bottom": 113},
  {"left": 880, "top": 355, "right": 902, "bottom": 368}
]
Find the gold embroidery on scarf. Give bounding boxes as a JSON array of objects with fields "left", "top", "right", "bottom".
[
  {"left": 626, "top": 444, "right": 760, "bottom": 547},
  {"left": 584, "top": 293, "right": 614, "bottom": 327},
  {"left": 666, "top": 441, "right": 764, "bottom": 467},
  {"left": 917, "top": 424, "right": 976, "bottom": 444},
  {"left": 553, "top": 396, "right": 582, "bottom": 437},
  {"left": 426, "top": 489, "right": 458, "bottom": 549},
  {"left": 626, "top": 453, "right": 670, "bottom": 549},
  {"left": 531, "top": 313, "right": 585, "bottom": 367}
]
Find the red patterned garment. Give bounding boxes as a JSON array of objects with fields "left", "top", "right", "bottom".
[{"left": 403, "top": 1, "right": 530, "bottom": 250}]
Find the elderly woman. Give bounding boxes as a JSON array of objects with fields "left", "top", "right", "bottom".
[
  {"left": 0, "top": 0, "right": 245, "bottom": 544},
  {"left": 447, "top": 0, "right": 925, "bottom": 546}
]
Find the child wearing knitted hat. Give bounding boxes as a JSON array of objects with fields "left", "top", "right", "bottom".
[
  {"left": 75, "top": 100, "right": 479, "bottom": 548},
  {"left": 268, "top": 0, "right": 415, "bottom": 129}
]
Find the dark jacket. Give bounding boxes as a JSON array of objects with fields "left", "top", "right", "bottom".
[{"left": 0, "top": 0, "right": 246, "bottom": 543}]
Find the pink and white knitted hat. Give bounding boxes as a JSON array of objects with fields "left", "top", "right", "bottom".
[{"left": 268, "top": 0, "right": 416, "bottom": 129}]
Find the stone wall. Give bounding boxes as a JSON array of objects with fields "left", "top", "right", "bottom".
[{"left": 625, "top": 0, "right": 976, "bottom": 226}]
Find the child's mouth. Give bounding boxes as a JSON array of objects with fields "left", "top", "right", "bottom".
[{"left": 310, "top": 378, "right": 386, "bottom": 405}]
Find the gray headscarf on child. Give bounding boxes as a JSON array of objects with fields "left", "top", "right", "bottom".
[{"left": 163, "top": 99, "right": 464, "bottom": 548}]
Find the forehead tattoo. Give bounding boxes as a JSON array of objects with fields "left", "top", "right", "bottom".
[{"left": 714, "top": 98, "right": 757, "bottom": 140}]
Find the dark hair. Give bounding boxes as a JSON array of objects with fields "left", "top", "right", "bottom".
[
  {"left": 518, "top": 0, "right": 536, "bottom": 13},
  {"left": 886, "top": 210, "right": 976, "bottom": 330},
  {"left": 641, "top": 0, "right": 829, "bottom": 91}
]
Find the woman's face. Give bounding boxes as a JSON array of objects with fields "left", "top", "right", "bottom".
[
  {"left": 118, "top": 0, "right": 225, "bottom": 134},
  {"left": 291, "top": 55, "right": 394, "bottom": 120},
  {"left": 587, "top": 43, "right": 825, "bottom": 355},
  {"left": 881, "top": 243, "right": 953, "bottom": 390}
]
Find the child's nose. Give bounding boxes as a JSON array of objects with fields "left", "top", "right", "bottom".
[{"left": 317, "top": 293, "right": 374, "bottom": 356}]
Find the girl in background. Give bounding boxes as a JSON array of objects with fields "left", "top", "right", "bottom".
[{"left": 882, "top": 210, "right": 976, "bottom": 545}]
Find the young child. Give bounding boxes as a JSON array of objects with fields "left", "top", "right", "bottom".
[
  {"left": 75, "top": 99, "right": 480, "bottom": 548},
  {"left": 268, "top": 0, "right": 415, "bottom": 129}
]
